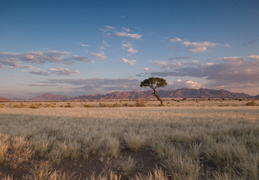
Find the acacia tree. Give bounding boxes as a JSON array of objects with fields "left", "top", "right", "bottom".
[{"left": 140, "top": 77, "right": 168, "bottom": 105}]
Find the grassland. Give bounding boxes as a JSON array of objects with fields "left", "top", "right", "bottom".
[{"left": 0, "top": 99, "right": 258, "bottom": 179}]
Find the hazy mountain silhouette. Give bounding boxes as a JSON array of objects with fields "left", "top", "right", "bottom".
[{"left": 31, "top": 88, "right": 252, "bottom": 101}]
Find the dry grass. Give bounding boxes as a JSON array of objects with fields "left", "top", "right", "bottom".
[{"left": 0, "top": 100, "right": 258, "bottom": 179}]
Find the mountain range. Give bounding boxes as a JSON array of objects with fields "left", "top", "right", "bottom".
[
  {"left": 0, "top": 97, "right": 12, "bottom": 102},
  {"left": 29, "top": 88, "right": 255, "bottom": 101},
  {"left": 1, "top": 88, "right": 257, "bottom": 101},
  {"left": 30, "top": 93, "right": 72, "bottom": 101}
]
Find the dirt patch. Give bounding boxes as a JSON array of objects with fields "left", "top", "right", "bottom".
[
  {"left": 0, "top": 162, "right": 30, "bottom": 179},
  {"left": 0, "top": 150, "right": 167, "bottom": 179}
]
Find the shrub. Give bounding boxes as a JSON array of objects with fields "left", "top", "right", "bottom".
[
  {"left": 12, "top": 103, "right": 27, "bottom": 108},
  {"left": 245, "top": 100, "right": 257, "bottom": 106},
  {"left": 64, "top": 103, "right": 72, "bottom": 108},
  {"left": 135, "top": 99, "right": 147, "bottom": 107},
  {"left": 84, "top": 104, "right": 93, "bottom": 108},
  {"left": 99, "top": 102, "right": 107, "bottom": 107},
  {"left": 29, "top": 103, "right": 40, "bottom": 109}
]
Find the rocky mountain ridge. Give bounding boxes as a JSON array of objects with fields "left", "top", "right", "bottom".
[
  {"left": 31, "top": 88, "right": 253, "bottom": 101},
  {"left": 31, "top": 93, "right": 72, "bottom": 101},
  {"left": 0, "top": 97, "right": 12, "bottom": 102}
]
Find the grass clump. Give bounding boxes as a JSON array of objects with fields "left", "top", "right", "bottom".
[
  {"left": 117, "top": 157, "right": 136, "bottom": 178},
  {"left": 123, "top": 130, "right": 147, "bottom": 152},
  {"left": 0, "top": 141, "right": 8, "bottom": 162},
  {"left": 135, "top": 168, "right": 168, "bottom": 180}
]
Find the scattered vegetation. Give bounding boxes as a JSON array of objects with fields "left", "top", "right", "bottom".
[{"left": 0, "top": 105, "right": 258, "bottom": 179}]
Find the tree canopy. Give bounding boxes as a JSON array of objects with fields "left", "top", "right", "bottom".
[{"left": 140, "top": 77, "right": 167, "bottom": 105}]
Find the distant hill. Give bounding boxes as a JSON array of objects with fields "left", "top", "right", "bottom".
[
  {"left": 0, "top": 97, "right": 12, "bottom": 102},
  {"left": 31, "top": 93, "right": 71, "bottom": 101},
  {"left": 74, "top": 91, "right": 150, "bottom": 100},
  {"left": 252, "top": 94, "right": 259, "bottom": 99},
  {"left": 30, "top": 88, "right": 251, "bottom": 101},
  {"left": 158, "top": 88, "right": 250, "bottom": 99},
  {"left": 72, "top": 88, "right": 251, "bottom": 100}
]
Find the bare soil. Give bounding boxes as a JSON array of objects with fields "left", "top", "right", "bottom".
[{"left": 0, "top": 149, "right": 166, "bottom": 179}]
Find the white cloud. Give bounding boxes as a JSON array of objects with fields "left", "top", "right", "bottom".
[
  {"left": 80, "top": 43, "right": 90, "bottom": 47},
  {"left": 102, "top": 40, "right": 110, "bottom": 47},
  {"left": 127, "top": 47, "right": 137, "bottom": 54},
  {"left": 30, "top": 70, "right": 52, "bottom": 76},
  {"left": 101, "top": 26, "right": 142, "bottom": 40},
  {"left": 30, "top": 68, "right": 80, "bottom": 76},
  {"left": 207, "top": 62, "right": 214, "bottom": 66},
  {"left": 152, "top": 61, "right": 169, "bottom": 68},
  {"left": 170, "top": 37, "right": 183, "bottom": 42},
  {"left": 91, "top": 52, "right": 106, "bottom": 60},
  {"left": 122, "top": 42, "right": 132, "bottom": 48},
  {"left": 104, "top": 25, "right": 115, "bottom": 30},
  {"left": 182, "top": 41, "right": 218, "bottom": 53},
  {"left": 225, "top": 44, "right": 231, "bottom": 48},
  {"left": 71, "top": 55, "right": 94, "bottom": 63},
  {"left": 122, "top": 27, "right": 131, "bottom": 32},
  {"left": 152, "top": 59, "right": 200, "bottom": 70},
  {"left": 121, "top": 42, "right": 138, "bottom": 54},
  {"left": 248, "top": 55, "right": 259, "bottom": 62},
  {"left": 167, "top": 79, "right": 203, "bottom": 89},
  {"left": 22, "top": 65, "right": 36, "bottom": 69},
  {"left": 185, "top": 80, "right": 202, "bottom": 89},
  {"left": 115, "top": 32, "right": 142, "bottom": 39},
  {"left": 121, "top": 58, "right": 136, "bottom": 65},
  {"left": 50, "top": 68, "right": 80, "bottom": 76},
  {"left": 144, "top": 68, "right": 151, "bottom": 71},
  {"left": 221, "top": 56, "right": 243, "bottom": 61},
  {"left": 0, "top": 51, "right": 93, "bottom": 66}
]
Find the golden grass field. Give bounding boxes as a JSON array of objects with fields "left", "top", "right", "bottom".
[{"left": 0, "top": 99, "right": 258, "bottom": 179}]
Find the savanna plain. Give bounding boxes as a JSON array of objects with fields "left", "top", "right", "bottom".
[{"left": 0, "top": 99, "right": 259, "bottom": 180}]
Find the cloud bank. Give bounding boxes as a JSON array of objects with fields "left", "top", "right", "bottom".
[
  {"left": 169, "top": 37, "right": 230, "bottom": 53},
  {"left": 30, "top": 68, "right": 80, "bottom": 76},
  {"left": 0, "top": 51, "right": 93, "bottom": 69},
  {"left": 35, "top": 78, "right": 141, "bottom": 95},
  {"left": 101, "top": 26, "right": 142, "bottom": 39},
  {"left": 121, "top": 58, "right": 137, "bottom": 65},
  {"left": 151, "top": 55, "right": 259, "bottom": 94}
]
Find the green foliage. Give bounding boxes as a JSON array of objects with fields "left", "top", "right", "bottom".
[
  {"left": 140, "top": 77, "right": 167, "bottom": 89},
  {"left": 140, "top": 77, "right": 167, "bottom": 105}
]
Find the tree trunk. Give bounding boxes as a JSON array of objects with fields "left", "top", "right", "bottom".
[{"left": 152, "top": 89, "right": 163, "bottom": 105}]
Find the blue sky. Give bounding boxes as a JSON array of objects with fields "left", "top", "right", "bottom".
[{"left": 1, "top": 0, "right": 259, "bottom": 99}]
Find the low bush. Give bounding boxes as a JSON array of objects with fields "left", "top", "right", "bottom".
[
  {"left": 135, "top": 99, "right": 147, "bottom": 107},
  {"left": 245, "top": 100, "right": 257, "bottom": 106}
]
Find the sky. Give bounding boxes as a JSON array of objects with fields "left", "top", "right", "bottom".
[{"left": 0, "top": 0, "right": 259, "bottom": 99}]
